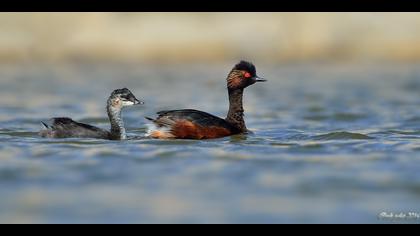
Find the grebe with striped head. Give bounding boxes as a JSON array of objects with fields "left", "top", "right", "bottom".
[{"left": 145, "top": 61, "right": 266, "bottom": 139}]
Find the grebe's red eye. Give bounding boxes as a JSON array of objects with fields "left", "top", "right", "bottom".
[{"left": 244, "top": 72, "right": 251, "bottom": 78}]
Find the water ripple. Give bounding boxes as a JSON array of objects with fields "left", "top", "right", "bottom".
[
  {"left": 313, "top": 132, "right": 374, "bottom": 140},
  {"left": 1, "top": 64, "right": 420, "bottom": 223}
]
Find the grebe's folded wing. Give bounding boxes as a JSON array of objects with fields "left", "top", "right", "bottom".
[
  {"left": 149, "top": 109, "right": 238, "bottom": 130},
  {"left": 156, "top": 110, "right": 228, "bottom": 126},
  {"left": 46, "top": 117, "right": 110, "bottom": 138},
  {"left": 145, "top": 109, "right": 239, "bottom": 139}
]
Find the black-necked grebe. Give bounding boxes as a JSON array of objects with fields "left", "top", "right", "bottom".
[
  {"left": 145, "top": 61, "right": 266, "bottom": 139},
  {"left": 39, "top": 88, "right": 143, "bottom": 140}
]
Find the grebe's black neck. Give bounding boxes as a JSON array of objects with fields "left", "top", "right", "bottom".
[{"left": 226, "top": 88, "right": 246, "bottom": 132}]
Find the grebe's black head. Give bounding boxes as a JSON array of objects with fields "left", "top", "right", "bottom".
[
  {"left": 110, "top": 88, "right": 143, "bottom": 108},
  {"left": 227, "top": 61, "right": 266, "bottom": 90}
]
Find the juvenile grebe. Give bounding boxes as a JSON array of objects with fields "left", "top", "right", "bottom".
[
  {"left": 39, "top": 88, "right": 143, "bottom": 140},
  {"left": 145, "top": 61, "right": 266, "bottom": 139}
]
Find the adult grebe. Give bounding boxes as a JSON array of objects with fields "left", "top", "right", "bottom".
[{"left": 145, "top": 61, "right": 266, "bottom": 139}]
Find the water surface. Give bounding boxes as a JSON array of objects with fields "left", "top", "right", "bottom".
[{"left": 0, "top": 63, "right": 419, "bottom": 223}]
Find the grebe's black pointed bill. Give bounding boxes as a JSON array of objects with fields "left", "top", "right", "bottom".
[
  {"left": 130, "top": 96, "right": 144, "bottom": 105},
  {"left": 254, "top": 76, "right": 267, "bottom": 82},
  {"left": 124, "top": 92, "right": 143, "bottom": 105},
  {"left": 134, "top": 99, "right": 144, "bottom": 105}
]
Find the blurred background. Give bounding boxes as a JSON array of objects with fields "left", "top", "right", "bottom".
[
  {"left": 2, "top": 12, "right": 420, "bottom": 64},
  {"left": 1, "top": 13, "right": 420, "bottom": 224}
]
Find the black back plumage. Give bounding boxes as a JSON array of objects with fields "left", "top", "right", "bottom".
[
  {"left": 148, "top": 109, "right": 240, "bottom": 133},
  {"left": 43, "top": 117, "right": 110, "bottom": 139}
]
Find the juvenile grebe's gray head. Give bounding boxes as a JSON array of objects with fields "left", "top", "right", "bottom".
[
  {"left": 107, "top": 88, "right": 143, "bottom": 140},
  {"left": 109, "top": 88, "right": 144, "bottom": 108}
]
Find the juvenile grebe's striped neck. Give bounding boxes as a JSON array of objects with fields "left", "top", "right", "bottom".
[
  {"left": 107, "top": 99, "right": 126, "bottom": 140},
  {"left": 226, "top": 88, "right": 246, "bottom": 132}
]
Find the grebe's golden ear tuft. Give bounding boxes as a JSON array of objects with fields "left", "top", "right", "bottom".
[
  {"left": 227, "top": 61, "right": 265, "bottom": 89},
  {"left": 227, "top": 70, "right": 244, "bottom": 89}
]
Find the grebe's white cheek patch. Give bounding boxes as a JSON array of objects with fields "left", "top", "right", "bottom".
[{"left": 122, "top": 101, "right": 135, "bottom": 106}]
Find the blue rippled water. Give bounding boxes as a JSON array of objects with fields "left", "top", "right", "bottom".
[{"left": 0, "top": 63, "right": 419, "bottom": 223}]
